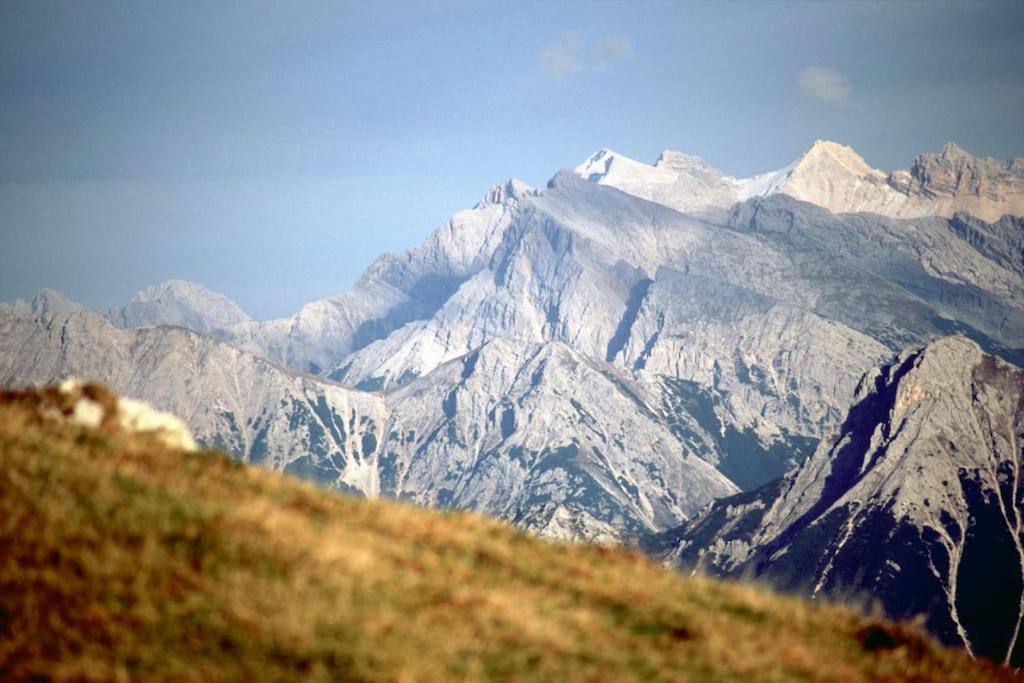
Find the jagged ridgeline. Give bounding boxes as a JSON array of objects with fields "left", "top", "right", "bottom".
[
  {"left": 0, "top": 385, "right": 1013, "bottom": 681},
  {"left": 1, "top": 140, "right": 1023, "bottom": 662}
]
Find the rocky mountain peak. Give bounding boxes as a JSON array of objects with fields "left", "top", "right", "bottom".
[
  {"left": 131, "top": 279, "right": 216, "bottom": 303},
  {"left": 940, "top": 141, "right": 970, "bottom": 160},
  {"left": 654, "top": 149, "right": 718, "bottom": 175},
  {"left": 475, "top": 178, "right": 536, "bottom": 208},
  {"left": 573, "top": 148, "right": 669, "bottom": 186},
  {"left": 854, "top": 334, "right": 982, "bottom": 402},
  {"left": 904, "top": 143, "right": 1024, "bottom": 219},
  {"left": 30, "top": 288, "right": 83, "bottom": 316},
  {"left": 795, "top": 139, "right": 876, "bottom": 178},
  {"left": 571, "top": 139, "right": 1024, "bottom": 221},
  {"left": 108, "top": 279, "right": 250, "bottom": 334}
]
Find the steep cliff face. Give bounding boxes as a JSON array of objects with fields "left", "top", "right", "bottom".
[
  {"left": 898, "top": 143, "right": 1024, "bottom": 222},
  {"left": 778, "top": 141, "right": 1024, "bottom": 222},
  {"left": 655, "top": 336, "right": 1024, "bottom": 666}
]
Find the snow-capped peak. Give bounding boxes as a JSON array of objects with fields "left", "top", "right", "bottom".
[
  {"left": 575, "top": 148, "right": 677, "bottom": 187},
  {"left": 574, "top": 148, "right": 618, "bottom": 180},
  {"left": 571, "top": 139, "right": 1024, "bottom": 221}
]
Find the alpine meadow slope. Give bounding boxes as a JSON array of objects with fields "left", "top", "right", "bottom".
[{"left": 0, "top": 383, "right": 1015, "bottom": 682}]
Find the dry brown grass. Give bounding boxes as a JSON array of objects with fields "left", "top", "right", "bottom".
[{"left": 0, "top": 385, "right": 1017, "bottom": 682}]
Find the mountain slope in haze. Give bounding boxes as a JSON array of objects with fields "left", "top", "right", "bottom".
[
  {"left": 0, "top": 288, "right": 84, "bottom": 317},
  {"left": 107, "top": 279, "right": 252, "bottom": 334},
  {"left": 0, "top": 384, "right": 1012, "bottom": 682},
  {"left": 0, "top": 306, "right": 738, "bottom": 541},
  {"left": 217, "top": 179, "right": 536, "bottom": 374},
  {"left": 578, "top": 140, "right": 1024, "bottom": 222},
  {"left": 650, "top": 336, "right": 1024, "bottom": 666},
  {"left": 0, "top": 308, "right": 388, "bottom": 495}
]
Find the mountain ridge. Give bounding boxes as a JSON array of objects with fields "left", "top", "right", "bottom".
[
  {"left": 651, "top": 335, "right": 1024, "bottom": 666},
  {"left": 577, "top": 140, "right": 1024, "bottom": 222}
]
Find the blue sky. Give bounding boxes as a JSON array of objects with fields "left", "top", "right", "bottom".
[{"left": 2, "top": 0, "right": 1023, "bottom": 318}]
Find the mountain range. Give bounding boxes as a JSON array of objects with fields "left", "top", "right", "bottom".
[
  {"left": 2, "top": 139, "right": 1023, "bottom": 661},
  {"left": 577, "top": 140, "right": 1024, "bottom": 222}
]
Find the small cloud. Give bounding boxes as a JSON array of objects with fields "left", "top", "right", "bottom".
[
  {"left": 597, "top": 35, "right": 633, "bottom": 61},
  {"left": 539, "top": 33, "right": 634, "bottom": 78},
  {"left": 539, "top": 33, "right": 583, "bottom": 78},
  {"left": 798, "top": 66, "right": 851, "bottom": 105}
]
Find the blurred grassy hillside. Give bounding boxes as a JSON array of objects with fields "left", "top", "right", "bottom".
[{"left": 0, "top": 384, "right": 1015, "bottom": 682}]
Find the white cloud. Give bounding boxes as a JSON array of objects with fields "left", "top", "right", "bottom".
[
  {"left": 539, "top": 33, "right": 583, "bottom": 78},
  {"left": 597, "top": 35, "right": 633, "bottom": 61},
  {"left": 798, "top": 66, "right": 851, "bottom": 105},
  {"left": 539, "top": 34, "right": 634, "bottom": 78}
]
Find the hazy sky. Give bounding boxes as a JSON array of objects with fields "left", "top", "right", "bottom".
[{"left": 2, "top": 0, "right": 1023, "bottom": 318}]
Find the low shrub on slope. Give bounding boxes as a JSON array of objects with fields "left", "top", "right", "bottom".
[{"left": 0, "top": 385, "right": 1014, "bottom": 682}]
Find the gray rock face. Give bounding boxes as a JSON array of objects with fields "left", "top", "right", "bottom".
[
  {"left": 376, "top": 338, "right": 738, "bottom": 542},
  {"left": 652, "top": 336, "right": 1024, "bottom": 666},
  {"left": 0, "top": 288, "right": 84, "bottom": 317}
]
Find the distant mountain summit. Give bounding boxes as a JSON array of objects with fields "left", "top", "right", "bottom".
[
  {"left": 574, "top": 147, "right": 744, "bottom": 213},
  {"left": 577, "top": 140, "right": 1024, "bottom": 222},
  {"left": 108, "top": 279, "right": 251, "bottom": 334},
  {"left": 0, "top": 288, "right": 83, "bottom": 317}
]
